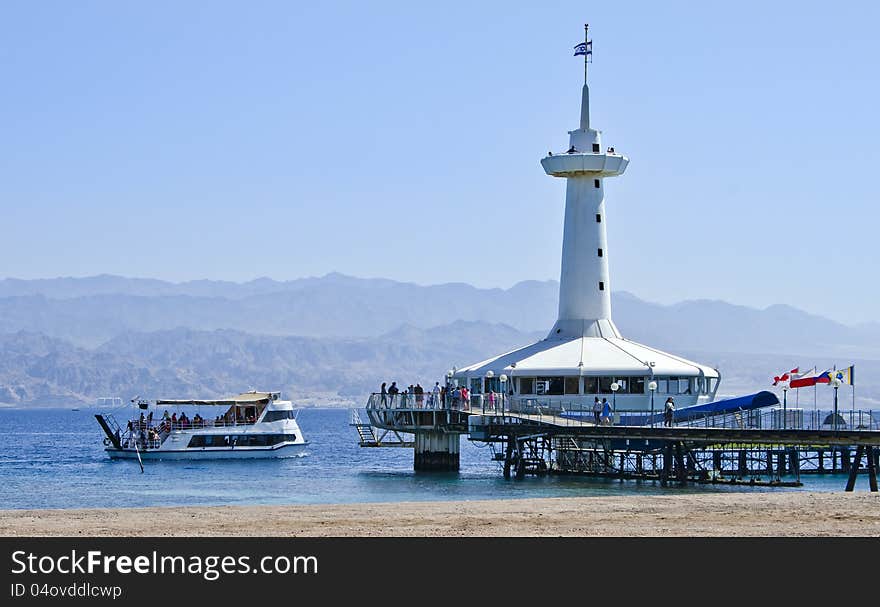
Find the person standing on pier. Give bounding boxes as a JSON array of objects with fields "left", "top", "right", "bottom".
[
  {"left": 592, "top": 397, "right": 602, "bottom": 425},
  {"left": 664, "top": 397, "right": 675, "bottom": 427},
  {"left": 380, "top": 382, "right": 387, "bottom": 407}
]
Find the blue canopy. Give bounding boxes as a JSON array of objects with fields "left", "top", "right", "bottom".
[{"left": 620, "top": 391, "right": 780, "bottom": 426}]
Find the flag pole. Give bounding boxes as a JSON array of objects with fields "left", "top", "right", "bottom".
[{"left": 584, "top": 23, "right": 589, "bottom": 85}]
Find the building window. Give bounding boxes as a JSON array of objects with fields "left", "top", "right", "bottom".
[
  {"left": 564, "top": 377, "right": 580, "bottom": 395},
  {"left": 596, "top": 214, "right": 601, "bottom": 223},
  {"left": 592, "top": 143, "right": 600, "bottom": 153},
  {"left": 598, "top": 248, "right": 603, "bottom": 257},
  {"left": 594, "top": 179, "right": 600, "bottom": 188},
  {"left": 537, "top": 377, "right": 564, "bottom": 396},
  {"left": 628, "top": 377, "right": 646, "bottom": 394},
  {"left": 584, "top": 377, "right": 598, "bottom": 394},
  {"left": 599, "top": 281, "right": 605, "bottom": 291},
  {"left": 519, "top": 377, "right": 535, "bottom": 395}
]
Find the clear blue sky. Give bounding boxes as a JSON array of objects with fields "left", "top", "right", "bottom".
[{"left": 1, "top": 1, "right": 878, "bottom": 322}]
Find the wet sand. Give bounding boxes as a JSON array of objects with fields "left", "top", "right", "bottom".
[{"left": 1, "top": 492, "right": 878, "bottom": 536}]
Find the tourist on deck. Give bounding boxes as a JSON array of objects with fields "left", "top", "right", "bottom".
[
  {"left": 388, "top": 382, "right": 399, "bottom": 407},
  {"left": 461, "top": 386, "right": 470, "bottom": 411},
  {"left": 601, "top": 398, "right": 612, "bottom": 425},
  {"left": 592, "top": 397, "right": 602, "bottom": 425},
  {"left": 171, "top": 412, "right": 178, "bottom": 429},
  {"left": 432, "top": 382, "right": 441, "bottom": 408},
  {"left": 664, "top": 397, "right": 675, "bottom": 427},
  {"left": 487, "top": 390, "right": 496, "bottom": 411},
  {"left": 452, "top": 386, "right": 461, "bottom": 410},
  {"left": 380, "top": 382, "right": 387, "bottom": 407}
]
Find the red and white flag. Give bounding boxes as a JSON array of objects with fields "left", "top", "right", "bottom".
[
  {"left": 772, "top": 367, "right": 799, "bottom": 386},
  {"left": 789, "top": 367, "right": 822, "bottom": 388}
]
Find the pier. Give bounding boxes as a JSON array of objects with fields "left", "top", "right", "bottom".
[{"left": 351, "top": 396, "right": 880, "bottom": 491}]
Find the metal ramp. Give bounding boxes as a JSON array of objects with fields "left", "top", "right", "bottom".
[{"left": 349, "top": 409, "right": 414, "bottom": 448}]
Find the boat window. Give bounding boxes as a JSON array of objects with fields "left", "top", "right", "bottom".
[
  {"left": 262, "top": 411, "right": 295, "bottom": 422},
  {"left": 564, "top": 377, "right": 580, "bottom": 395},
  {"left": 592, "top": 143, "right": 600, "bottom": 153},
  {"left": 519, "top": 378, "right": 535, "bottom": 394},
  {"left": 598, "top": 377, "right": 614, "bottom": 393},
  {"left": 594, "top": 179, "right": 600, "bottom": 188}
]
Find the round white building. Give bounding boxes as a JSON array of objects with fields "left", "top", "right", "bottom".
[{"left": 453, "top": 48, "right": 720, "bottom": 413}]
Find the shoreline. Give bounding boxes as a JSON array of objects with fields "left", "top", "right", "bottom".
[{"left": 2, "top": 492, "right": 878, "bottom": 537}]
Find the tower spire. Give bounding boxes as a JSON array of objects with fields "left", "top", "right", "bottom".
[
  {"left": 578, "top": 24, "right": 591, "bottom": 130},
  {"left": 584, "top": 23, "right": 589, "bottom": 85}
]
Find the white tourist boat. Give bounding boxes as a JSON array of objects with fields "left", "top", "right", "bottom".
[{"left": 95, "top": 391, "right": 308, "bottom": 460}]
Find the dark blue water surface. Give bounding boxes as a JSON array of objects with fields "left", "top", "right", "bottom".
[{"left": 0, "top": 408, "right": 864, "bottom": 510}]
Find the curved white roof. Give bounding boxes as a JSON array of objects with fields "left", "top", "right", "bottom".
[{"left": 455, "top": 336, "right": 718, "bottom": 378}]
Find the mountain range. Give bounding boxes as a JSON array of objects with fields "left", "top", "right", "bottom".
[{"left": 0, "top": 274, "right": 877, "bottom": 407}]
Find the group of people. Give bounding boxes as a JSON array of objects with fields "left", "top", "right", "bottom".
[
  {"left": 380, "top": 381, "right": 444, "bottom": 408},
  {"left": 380, "top": 380, "right": 489, "bottom": 411},
  {"left": 589, "top": 395, "right": 675, "bottom": 426},
  {"left": 592, "top": 397, "right": 613, "bottom": 425}
]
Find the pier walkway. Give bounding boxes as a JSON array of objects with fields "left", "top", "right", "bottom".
[{"left": 353, "top": 396, "right": 880, "bottom": 490}]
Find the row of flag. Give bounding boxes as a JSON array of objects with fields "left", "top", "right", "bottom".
[{"left": 772, "top": 366, "right": 855, "bottom": 388}]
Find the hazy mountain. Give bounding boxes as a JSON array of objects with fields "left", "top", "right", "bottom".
[
  {"left": 0, "top": 275, "right": 558, "bottom": 346},
  {"left": 0, "top": 274, "right": 878, "bottom": 359},
  {"left": 0, "top": 323, "right": 542, "bottom": 407},
  {"left": 1, "top": 273, "right": 879, "bottom": 407}
]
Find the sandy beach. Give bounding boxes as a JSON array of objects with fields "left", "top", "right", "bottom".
[{"left": 1, "top": 492, "right": 878, "bottom": 537}]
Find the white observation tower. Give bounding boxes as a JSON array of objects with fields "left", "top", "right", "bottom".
[
  {"left": 453, "top": 25, "right": 720, "bottom": 412},
  {"left": 541, "top": 26, "right": 627, "bottom": 341}
]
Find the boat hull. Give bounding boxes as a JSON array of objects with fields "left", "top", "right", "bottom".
[{"left": 106, "top": 441, "right": 309, "bottom": 461}]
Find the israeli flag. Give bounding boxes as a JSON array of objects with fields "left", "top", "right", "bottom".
[{"left": 574, "top": 41, "right": 592, "bottom": 56}]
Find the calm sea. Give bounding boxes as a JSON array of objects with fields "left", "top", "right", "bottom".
[{"left": 0, "top": 408, "right": 866, "bottom": 510}]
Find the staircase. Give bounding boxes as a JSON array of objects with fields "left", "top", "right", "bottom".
[{"left": 350, "top": 409, "right": 380, "bottom": 446}]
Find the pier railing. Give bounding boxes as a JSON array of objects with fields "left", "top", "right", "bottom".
[
  {"left": 495, "top": 397, "right": 880, "bottom": 432},
  {"left": 363, "top": 392, "right": 879, "bottom": 433}
]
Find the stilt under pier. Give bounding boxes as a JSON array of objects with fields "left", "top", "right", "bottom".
[{"left": 414, "top": 432, "right": 460, "bottom": 471}]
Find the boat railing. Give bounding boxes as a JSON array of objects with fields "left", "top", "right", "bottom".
[
  {"left": 126, "top": 418, "right": 259, "bottom": 433},
  {"left": 113, "top": 417, "right": 262, "bottom": 450}
]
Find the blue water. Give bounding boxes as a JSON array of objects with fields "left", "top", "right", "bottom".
[{"left": 0, "top": 408, "right": 868, "bottom": 510}]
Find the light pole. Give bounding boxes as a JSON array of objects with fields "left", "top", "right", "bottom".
[
  {"left": 648, "top": 381, "right": 657, "bottom": 428},
  {"left": 831, "top": 377, "right": 842, "bottom": 431},
  {"left": 499, "top": 374, "right": 508, "bottom": 414},
  {"left": 445, "top": 369, "right": 453, "bottom": 409},
  {"left": 610, "top": 382, "right": 620, "bottom": 423},
  {"left": 485, "top": 370, "right": 494, "bottom": 411},
  {"left": 782, "top": 386, "right": 788, "bottom": 429}
]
